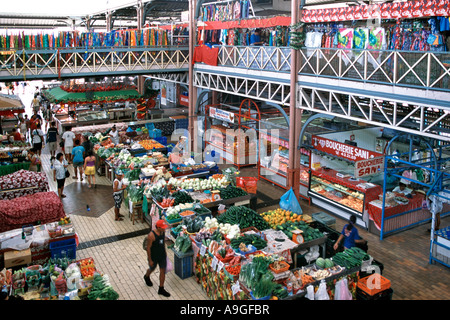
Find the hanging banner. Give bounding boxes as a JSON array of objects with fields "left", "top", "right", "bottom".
[
  {"left": 209, "top": 107, "right": 235, "bottom": 123},
  {"left": 300, "top": 0, "right": 443, "bottom": 22},
  {"left": 311, "top": 135, "right": 383, "bottom": 162},
  {"left": 355, "top": 156, "right": 385, "bottom": 178}
]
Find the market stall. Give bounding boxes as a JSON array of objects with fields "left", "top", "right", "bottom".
[
  {"left": 0, "top": 169, "right": 49, "bottom": 200},
  {"left": 0, "top": 215, "right": 120, "bottom": 300},
  {"left": 204, "top": 100, "right": 261, "bottom": 169},
  {"left": 0, "top": 192, "right": 66, "bottom": 233},
  {"left": 306, "top": 132, "right": 384, "bottom": 228},
  {"left": 258, "top": 115, "right": 333, "bottom": 200},
  {"left": 0, "top": 93, "right": 25, "bottom": 135},
  {"left": 166, "top": 202, "right": 387, "bottom": 300}
]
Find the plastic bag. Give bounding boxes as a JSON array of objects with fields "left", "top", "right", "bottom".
[
  {"left": 165, "top": 257, "right": 173, "bottom": 274},
  {"left": 315, "top": 280, "right": 330, "bottom": 300},
  {"left": 334, "top": 278, "right": 352, "bottom": 300},
  {"left": 280, "top": 188, "right": 303, "bottom": 214},
  {"left": 306, "top": 285, "right": 315, "bottom": 300}
]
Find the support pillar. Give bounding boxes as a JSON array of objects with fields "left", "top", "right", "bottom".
[
  {"left": 188, "top": 0, "right": 197, "bottom": 155},
  {"left": 287, "top": 0, "right": 303, "bottom": 200}
]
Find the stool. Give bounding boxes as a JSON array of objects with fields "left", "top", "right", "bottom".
[{"left": 130, "top": 204, "right": 144, "bottom": 225}]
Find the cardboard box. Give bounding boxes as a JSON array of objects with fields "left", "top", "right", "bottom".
[{"left": 4, "top": 249, "right": 32, "bottom": 268}]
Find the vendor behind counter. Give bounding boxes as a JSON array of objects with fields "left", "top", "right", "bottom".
[{"left": 392, "top": 182, "right": 413, "bottom": 197}]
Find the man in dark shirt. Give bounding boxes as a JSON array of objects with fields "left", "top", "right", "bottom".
[
  {"left": 144, "top": 219, "right": 171, "bottom": 297},
  {"left": 46, "top": 121, "right": 58, "bottom": 158}
]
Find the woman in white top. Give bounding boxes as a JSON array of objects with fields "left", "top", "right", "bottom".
[
  {"left": 109, "top": 125, "right": 120, "bottom": 145},
  {"left": 53, "top": 152, "right": 69, "bottom": 199},
  {"left": 113, "top": 170, "right": 127, "bottom": 221}
]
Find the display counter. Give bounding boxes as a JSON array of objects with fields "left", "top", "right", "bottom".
[
  {"left": 309, "top": 167, "right": 382, "bottom": 220},
  {"left": 367, "top": 192, "right": 450, "bottom": 235}
]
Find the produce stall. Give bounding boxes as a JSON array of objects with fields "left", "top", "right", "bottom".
[
  {"left": 166, "top": 202, "right": 385, "bottom": 300},
  {"left": 0, "top": 217, "right": 76, "bottom": 269},
  {"left": 0, "top": 142, "right": 32, "bottom": 173},
  {"left": 0, "top": 256, "right": 119, "bottom": 300}
]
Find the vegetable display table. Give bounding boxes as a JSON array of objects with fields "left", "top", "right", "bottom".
[{"left": 0, "top": 222, "right": 77, "bottom": 269}]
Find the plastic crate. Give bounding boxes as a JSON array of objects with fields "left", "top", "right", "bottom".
[
  {"left": 357, "top": 274, "right": 391, "bottom": 296},
  {"left": 173, "top": 249, "right": 194, "bottom": 279},
  {"left": 312, "top": 212, "right": 336, "bottom": 227},
  {"left": 153, "top": 136, "right": 167, "bottom": 145},
  {"left": 49, "top": 238, "right": 77, "bottom": 260},
  {"left": 356, "top": 287, "right": 393, "bottom": 300},
  {"left": 236, "top": 177, "right": 258, "bottom": 194}
]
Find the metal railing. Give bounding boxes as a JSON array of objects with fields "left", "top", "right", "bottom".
[
  {"left": 217, "top": 45, "right": 292, "bottom": 73},
  {"left": 0, "top": 46, "right": 189, "bottom": 80},
  {"left": 299, "top": 47, "right": 450, "bottom": 91},
  {"left": 213, "top": 45, "right": 450, "bottom": 92}
]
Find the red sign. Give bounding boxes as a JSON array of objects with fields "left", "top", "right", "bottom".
[
  {"left": 180, "top": 94, "right": 189, "bottom": 107},
  {"left": 355, "top": 156, "right": 385, "bottom": 178},
  {"left": 311, "top": 135, "right": 383, "bottom": 162}
]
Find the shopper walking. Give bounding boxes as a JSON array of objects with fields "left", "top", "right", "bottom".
[
  {"left": 27, "top": 148, "right": 40, "bottom": 172},
  {"left": 71, "top": 139, "right": 85, "bottom": 181},
  {"left": 112, "top": 170, "right": 127, "bottom": 221},
  {"left": 31, "top": 94, "right": 41, "bottom": 114},
  {"left": 31, "top": 123, "right": 45, "bottom": 156},
  {"left": 42, "top": 104, "right": 53, "bottom": 133},
  {"left": 19, "top": 115, "right": 28, "bottom": 140},
  {"left": 29, "top": 112, "right": 42, "bottom": 143},
  {"left": 62, "top": 127, "right": 75, "bottom": 164},
  {"left": 83, "top": 150, "right": 96, "bottom": 188},
  {"left": 144, "top": 219, "right": 171, "bottom": 298},
  {"left": 46, "top": 121, "right": 58, "bottom": 158},
  {"left": 333, "top": 215, "right": 368, "bottom": 251},
  {"left": 53, "top": 153, "right": 69, "bottom": 199}
]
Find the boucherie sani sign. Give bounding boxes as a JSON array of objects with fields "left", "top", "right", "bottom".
[
  {"left": 312, "top": 135, "right": 383, "bottom": 162},
  {"left": 355, "top": 156, "right": 385, "bottom": 178}
]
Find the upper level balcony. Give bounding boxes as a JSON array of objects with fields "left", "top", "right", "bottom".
[
  {"left": 212, "top": 45, "right": 450, "bottom": 97},
  {"left": 0, "top": 46, "right": 189, "bottom": 81}
]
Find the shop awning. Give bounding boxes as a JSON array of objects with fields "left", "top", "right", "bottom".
[
  {"left": 43, "top": 86, "right": 142, "bottom": 105},
  {"left": 0, "top": 94, "right": 25, "bottom": 116}
]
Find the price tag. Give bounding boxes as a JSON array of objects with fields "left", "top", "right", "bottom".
[
  {"left": 211, "top": 256, "right": 218, "bottom": 271},
  {"left": 200, "top": 244, "right": 207, "bottom": 256},
  {"left": 217, "top": 261, "right": 224, "bottom": 272},
  {"left": 232, "top": 281, "right": 241, "bottom": 295}
]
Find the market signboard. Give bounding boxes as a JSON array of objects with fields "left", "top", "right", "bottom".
[
  {"left": 209, "top": 107, "right": 235, "bottom": 123},
  {"left": 311, "top": 135, "right": 383, "bottom": 162},
  {"left": 355, "top": 156, "right": 385, "bottom": 178}
]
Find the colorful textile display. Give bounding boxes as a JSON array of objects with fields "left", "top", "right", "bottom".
[
  {"left": 0, "top": 28, "right": 170, "bottom": 50},
  {"left": 0, "top": 170, "right": 49, "bottom": 201},
  {"left": 0, "top": 192, "right": 66, "bottom": 233}
]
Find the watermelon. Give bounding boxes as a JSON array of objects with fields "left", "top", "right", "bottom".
[
  {"left": 324, "top": 258, "right": 334, "bottom": 268},
  {"left": 316, "top": 257, "right": 326, "bottom": 268}
]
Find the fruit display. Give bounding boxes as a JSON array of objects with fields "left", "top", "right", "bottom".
[
  {"left": 260, "top": 208, "right": 303, "bottom": 229},
  {"left": 139, "top": 139, "right": 165, "bottom": 150}
]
